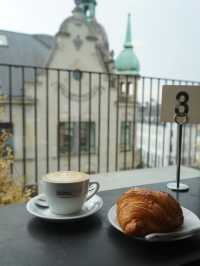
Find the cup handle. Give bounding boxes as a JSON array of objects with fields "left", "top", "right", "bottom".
[{"left": 86, "top": 182, "right": 100, "bottom": 201}]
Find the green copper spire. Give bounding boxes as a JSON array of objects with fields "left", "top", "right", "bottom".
[
  {"left": 124, "top": 13, "right": 132, "bottom": 48},
  {"left": 115, "top": 14, "right": 140, "bottom": 76}
]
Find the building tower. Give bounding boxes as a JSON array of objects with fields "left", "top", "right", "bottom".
[
  {"left": 115, "top": 13, "right": 140, "bottom": 76},
  {"left": 115, "top": 14, "right": 140, "bottom": 168},
  {"left": 115, "top": 13, "right": 140, "bottom": 100}
]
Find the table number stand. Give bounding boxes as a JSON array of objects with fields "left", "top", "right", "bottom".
[{"left": 167, "top": 91, "right": 190, "bottom": 191}]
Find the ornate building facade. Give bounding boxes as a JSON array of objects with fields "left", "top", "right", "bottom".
[{"left": 0, "top": 0, "right": 140, "bottom": 182}]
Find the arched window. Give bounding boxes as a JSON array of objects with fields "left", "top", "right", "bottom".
[
  {"left": 121, "top": 82, "right": 126, "bottom": 96},
  {"left": 120, "top": 82, "right": 134, "bottom": 97},
  {"left": 120, "top": 121, "right": 132, "bottom": 151},
  {"left": 128, "top": 82, "right": 134, "bottom": 96}
]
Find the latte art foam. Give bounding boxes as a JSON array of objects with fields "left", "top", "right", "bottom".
[{"left": 43, "top": 171, "right": 89, "bottom": 183}]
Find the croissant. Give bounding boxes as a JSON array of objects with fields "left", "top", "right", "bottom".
[{"left": 117, "top": 188, "right": 183, "bottom": 236}]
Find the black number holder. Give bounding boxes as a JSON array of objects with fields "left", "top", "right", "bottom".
[{"left": 167, "top": 114, "right": 189, "bottom": 191}]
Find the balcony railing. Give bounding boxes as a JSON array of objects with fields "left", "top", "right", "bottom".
[{"left": 0, "top": 63, "right": 199, "bottom": 187}]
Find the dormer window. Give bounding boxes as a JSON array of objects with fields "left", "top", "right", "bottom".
[{"left": 0, "top": 35, "right": 8, "bottom": 47}]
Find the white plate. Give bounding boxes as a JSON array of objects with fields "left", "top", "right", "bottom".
[
  {"left": 26, "top": 194, "right": 103, "bottom": 222},
  {"left": 108, "top": 205, "right": 200, "bottom": 242}
]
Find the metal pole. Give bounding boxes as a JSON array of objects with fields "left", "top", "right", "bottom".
[
  {"left": 167, "top": 122, "right": 189, "bottom": 191},
  {"left": 176, "top": 124, "right": 182, "bottom": 189}
]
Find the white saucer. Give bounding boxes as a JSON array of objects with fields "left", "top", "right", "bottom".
[
  {"left": 26, "top": 194, "right": 103, "bottom": 222},
  {"left": 108, "top": 205, "right": 200, "bottom": 242}
]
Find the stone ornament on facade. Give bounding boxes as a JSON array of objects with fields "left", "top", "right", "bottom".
[
  {"left": 73, "top": 35, "right": 83, "bottom": 50},
  {"left": 51, "top": 81, "right": 104, "bottom": 102}
]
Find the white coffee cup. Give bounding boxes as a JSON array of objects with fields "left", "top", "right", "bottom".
[{"left": 42, "top": 171, "right": 99, "bottom": 215}]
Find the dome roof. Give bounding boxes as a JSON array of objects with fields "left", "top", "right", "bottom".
[
  {"left": 115, "top": 14, "right": 140, "bottom": 76},
  {"left": 56, "top": 1, "right": 113, "bottom": 72},
  {"left": 115, "top": 48, "right": 140, "bottom": 75},
  {"left": 58, "top": 10, "right": 109, "bottom": 52}
]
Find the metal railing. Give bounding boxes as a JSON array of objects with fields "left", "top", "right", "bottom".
[{"left": 0, "top": 63, "right": 199, "bottom": 186}]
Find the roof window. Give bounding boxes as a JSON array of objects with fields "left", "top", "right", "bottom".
[{"left": 0, "top": 35, "right": 8, "bottom": 47}]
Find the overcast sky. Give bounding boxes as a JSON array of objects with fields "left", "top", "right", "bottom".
[{"left": 0, "top": 0, "right": 200, "bottom": 81}]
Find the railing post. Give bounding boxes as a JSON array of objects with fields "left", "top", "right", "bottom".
[{"left": 34, "top": 67, "right": 38, "bottom": 189}]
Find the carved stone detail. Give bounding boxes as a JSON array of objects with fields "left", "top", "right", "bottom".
[
  {"left": 73, "top": 35, "right": 83, "bottom": 50},
  {"left": 57, "top": 31, "right": 71, "bottom": 38},
  {"left": 86, "top": 35, "right": 98, "bottom": 41}
]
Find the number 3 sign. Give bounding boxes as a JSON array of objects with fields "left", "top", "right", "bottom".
[
  {"left": 160, "top": 85, "right": 200, "bottom": 191},
  {"left": 161, "top": 85, "right": 200, "bottom": 124}
]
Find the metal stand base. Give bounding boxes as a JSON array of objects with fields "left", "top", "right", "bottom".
[{"left": 167, "top": 182, "right": 189, "bottom": 191}]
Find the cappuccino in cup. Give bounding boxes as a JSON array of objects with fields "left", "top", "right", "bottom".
[{"left": 43, "top": 171, "right": 99, "bottom": 215}]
